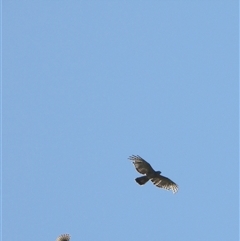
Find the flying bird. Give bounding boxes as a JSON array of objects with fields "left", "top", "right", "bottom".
[
  {"left": 129, "top": 155, "right": 178, "bottom": 193},
  {"left": 56, "top": 234, "right": 71, "bottom": 241}
]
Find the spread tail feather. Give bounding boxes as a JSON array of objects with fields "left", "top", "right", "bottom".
[{"left": 135, "top": 176, "right": 149, "bottom": 185}]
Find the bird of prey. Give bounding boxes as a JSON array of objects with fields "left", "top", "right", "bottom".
[
  {"left": 129, "top": 155, "right": 178, "bottom": 193},
  {"left": 56, "top": 234, "right": 71, "bottom": 241}
]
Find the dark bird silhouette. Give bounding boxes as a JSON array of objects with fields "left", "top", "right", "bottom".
[
  {"left": 56, "top": 234, "right": 70, "bottom": 241},
  {"left": 129, "top": 155, "right": 178, "bottom": 193}
]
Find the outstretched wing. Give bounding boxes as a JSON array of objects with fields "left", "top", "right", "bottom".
[
  {"left": 151, "top": 175, "right": 178, "bottom": 193},
  {"left": 56, "top": 234, "right": 71, "bottom": 241},
  {"left": 128, "top": 155, "right": 155, "bottom": 175}
]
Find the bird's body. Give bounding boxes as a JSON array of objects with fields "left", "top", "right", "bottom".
[{"left": 129, "top": 155, "right": 178, "bottom": 194}]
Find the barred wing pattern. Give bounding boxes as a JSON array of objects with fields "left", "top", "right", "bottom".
[
  {"left": 128, "top": 155, "right": 155, "bottom": 175},
  {"left": 151, "top": 176, "right": 178, "bottom": 193},
  {"left": 56, "top": 234, "right": 70, "bottom": 241}
]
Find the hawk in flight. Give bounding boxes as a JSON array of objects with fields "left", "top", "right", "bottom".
[
  {"left": 56, "top": 234, "right": 70, "bottom": 241},
  {"left": 129, "top": 155, "right": 178, "bottom": 193}
]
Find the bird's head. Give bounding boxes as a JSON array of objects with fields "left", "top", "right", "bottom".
[{"left": 156, "top": 171, "right": 161, "bottom": 175}]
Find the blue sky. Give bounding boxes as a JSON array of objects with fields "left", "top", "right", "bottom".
[{"left": 3, "top": 1, "right": 238, "bottom": 241}]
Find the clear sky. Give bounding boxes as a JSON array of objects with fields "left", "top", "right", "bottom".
[{"left": 3, "top": 1, "right": 238, "bottom": 241}]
